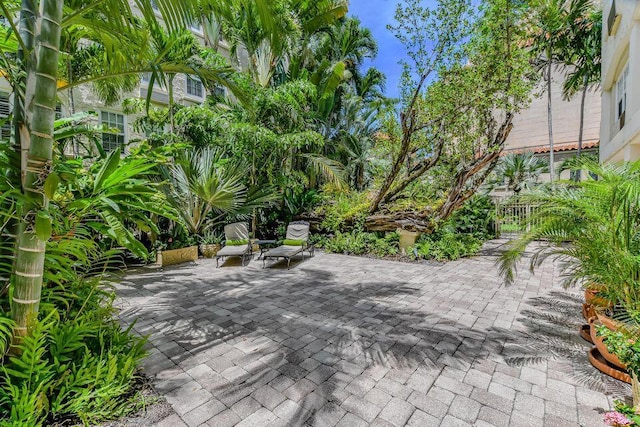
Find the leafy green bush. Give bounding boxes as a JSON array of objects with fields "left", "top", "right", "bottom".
[
  {"left": 0, "top": 279, "right": 147, "bottom": 426},
  {"left": 314, "top": 231, "right": 399, "bottom": 257},
  {"left": 414, "top": 230, "right": 483, "bottom": 261},
  {"left": 447, "top": 195, "right": 496, "bottom": 240},
  {"left": 315, "top": 190, "right": 370, "bottom": 233}
]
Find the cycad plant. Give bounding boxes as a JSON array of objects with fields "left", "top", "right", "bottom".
[{"left": 499, "top": 159, "right": 640, "bottom": 309}]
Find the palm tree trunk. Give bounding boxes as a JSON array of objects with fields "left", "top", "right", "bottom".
[
  {"left": 168, "top": 74, "right": 175, "bottom": 133},
  {"left": 12, "top": 0, "right": 64, "bottom": 345},
  {"left": 546, "top": 53, "right": 555, "bottom": 185},
  {"left": 2, "top": 0, "right": 36, "bottom": 305},
  {"left": 575, "top": 79, "right": 587, "bottom": 181}
]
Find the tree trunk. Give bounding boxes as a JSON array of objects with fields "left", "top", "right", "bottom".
[
  {"left": 12, "top": 0, "right": 64, "bottom": 346},
  {"left": 546, "top": 53, "right": 555, "bottom": 184},
  {"left": 168, "top": 74, "right": 175, "bottom": 133},
  {"left": 575, "top": 80, "right": 587, "bottom": 181},
  {"left": 2, "top": 0, "right": 36, "bottom": 305}
]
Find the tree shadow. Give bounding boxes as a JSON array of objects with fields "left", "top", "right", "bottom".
[{"left": 117, "top": 255, "right": 622, "bottom": 425}]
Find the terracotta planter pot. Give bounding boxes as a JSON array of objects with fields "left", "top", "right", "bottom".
[
  {"left": 582, "top": 303, "right": 597, "bottom": 322},
  {"left": 584, "top": 288, "right": 612, "bottom": 308},
  {"left": 588, "top": 347, "right": 631, "bottom": 384},
  {"left": 157, "top": 245, "right": 198, "bottom": 267},
  {"left": 200, "top": 244, "right": 222, "bottom": 258},
  {"left": 589, "top": 318, "right": 626, "bottom": 370},
  {"left": 596, "top": 311, "right": 622, "bottom": 331},
  {"left": 579, "top": 324, "right": 594, "bottom": 344}
]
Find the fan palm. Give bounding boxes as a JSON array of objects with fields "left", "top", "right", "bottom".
[
  {"left": 159, "top": 147, "right": 275, "bottom": 236},
  {"left": 492, "top": 153, "right": 548, "bottom": 194},
  {"left": 499, "top": 159, "right": 640, "bottom": 309}
]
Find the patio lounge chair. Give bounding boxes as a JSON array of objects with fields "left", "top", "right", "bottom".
[
  {"left": 262, "top": 221, "right": 314, "bottom": 269},
  {"left": 215, "top": 222, "right": 252, "bottom": 267}
]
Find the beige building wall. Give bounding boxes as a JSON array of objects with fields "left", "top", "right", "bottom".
[
  {"left": 600, "top": 0, "right": 640, "bottom": 163},
  {"left": 504, "top": 69, "right": 601, "bottom": 182},
  {"left": 506, "top": 70, "right": 601, "bottom": 153}
]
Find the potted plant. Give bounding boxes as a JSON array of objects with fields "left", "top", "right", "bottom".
[
  {"left": 599, "top": 317, "right": 640, "bottom": 413},
  {"left": 199, "top": 231, "right": 223, "bottom": 258},
  {"left": 499, "top": 159, "right": 640, "bottom": 381}
]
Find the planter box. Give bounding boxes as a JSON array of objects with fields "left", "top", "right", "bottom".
[
  {"left": 200, "top": 244, "right": 222, "bottom": 258},
  {"left": 396, "top": 228, "right": 420, "bottom": 255},
  {"left": 157, "top": 246, "right": 198, "bottom": 267}
]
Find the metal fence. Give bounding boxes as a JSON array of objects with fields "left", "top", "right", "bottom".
[{"left": 494, "top": 197, "right": 540, "bottom": 236}]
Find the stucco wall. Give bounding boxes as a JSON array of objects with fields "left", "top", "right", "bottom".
[{"left": 505, "top": 69, "right": 601, "bottom": 153}]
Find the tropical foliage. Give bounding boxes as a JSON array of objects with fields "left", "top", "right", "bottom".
[{"left": 0, "top": 0, "right": 616, "bottom": 423}]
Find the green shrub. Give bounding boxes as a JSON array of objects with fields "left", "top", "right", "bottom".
[
  {"left": 316, "top": 231, "right": 399, "bottom": 257},
  {"left": 447, "top": 195, "right": 496, "bottom": 240},
  {"left": 0, "top": 279, "right": 147, "bottom": 426},
  {"left": 413, "top": 229, "right": 484, "bottom": 261},
  {"left": 315, "top": 190, "right": 370, "bottom": 233}
]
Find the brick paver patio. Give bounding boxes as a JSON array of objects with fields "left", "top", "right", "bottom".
[{"left": 116, "top": 240, "right": 628, "bottom": 426}]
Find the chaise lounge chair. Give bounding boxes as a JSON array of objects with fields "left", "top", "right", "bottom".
[
  {"left": 262, "top": 221, "right": 314, "bottom": 269},
  {"left": 215, "top": 222, "right": 252, "bottom": 267}
]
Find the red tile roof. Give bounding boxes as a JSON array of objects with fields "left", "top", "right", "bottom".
[{"left": 503, "top": 140, "right": 599, "bottom": 155}]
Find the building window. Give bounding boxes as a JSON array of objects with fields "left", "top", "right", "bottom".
[
  {"left": 616, "top": 63, "right": 629, "bottom": 127},
  {"left": 0, "top": 92, "right": 10, "bottom": 141},
  {"left": 150, "top": 0, "right": 159, "bottom": 10},
  {"left": 55, "top": 104, "right": 63, "bottom": 120},
  {"left": 100, "top": 111, "right": 125, "bottom": 152},
  {"left": 212, "top": 85, "right": 226, "bottom": 99},
  {"left": 186, "top": 75, "right": 203, "bottom": 98}
]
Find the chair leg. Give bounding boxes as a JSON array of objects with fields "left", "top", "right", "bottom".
[
  {"left": 287, "top": 258, "right": 291, "bottom": 270},
  {"left": 216, "top": 257, "right": 219, "bottom": 268}
]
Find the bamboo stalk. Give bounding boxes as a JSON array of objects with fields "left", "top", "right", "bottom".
[{"left": 11, "top": 0, "right": 64, "bottom": 348}]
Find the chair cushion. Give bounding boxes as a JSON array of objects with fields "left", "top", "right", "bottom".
[
  {"left": 283, "top": 239, "right": 305, "bottom": 246},
  {"left": 226, "top": 239, "right": 249, "bottom": 246}
]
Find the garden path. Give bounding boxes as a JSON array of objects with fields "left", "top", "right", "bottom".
[{"left": 116, "top": 240, "right": 627, "bottom": 426}]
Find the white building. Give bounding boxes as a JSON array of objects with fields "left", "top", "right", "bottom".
[
  {"left": 0, "top": 3, "right": 238, "bottom": 153},
  {"left": 600, "top": 0, "right": 640, "bottom": 163}
]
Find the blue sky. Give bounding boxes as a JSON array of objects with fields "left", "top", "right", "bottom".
[{"left": 348, "top": 0, "right": 406, "bottom": 99}]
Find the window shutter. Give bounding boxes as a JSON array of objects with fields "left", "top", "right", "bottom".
[{"left": 0, "top": 93, "right": 11, "bottom": 141}]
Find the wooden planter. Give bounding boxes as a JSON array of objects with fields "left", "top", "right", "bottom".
[
  {"left": 157, "top": 246, "right": 198, "bottom": 267},
  {"left": 200, "top": 244, "right": 222, "bottom": 258}
]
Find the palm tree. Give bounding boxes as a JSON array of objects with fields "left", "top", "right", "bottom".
[
  {"left": 499, "top": 159, "right": 640, "bottom": 311},
  {"left": 560, "top": 5, "right": 601, "bottom": 180},
  {"left": 492, "top": 153, "right": 549, "bottom": 194},
  {"left": 159, "top": 147, "right": 274, "bottom": 237},
  {"left": 529, "top": 0, "right": 592, "bottom": 184}
]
